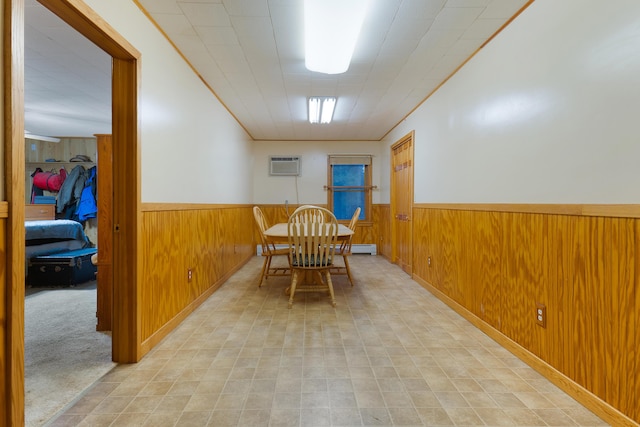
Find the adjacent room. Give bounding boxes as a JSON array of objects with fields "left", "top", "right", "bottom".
[{"left": 23, "top": 1, "right": 115, "bottom": 424}]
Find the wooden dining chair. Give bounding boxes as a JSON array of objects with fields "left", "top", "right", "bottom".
[
  {"left": 290, "top": 205, "right": 334, "bottom": 223},
  {"left": 287, "top": 206, "right": 339, "bottom": 308},
  {"left": 331, "top": 207, "right": 361, "bottom": 286},
  {"left": 253, "top": 206, "right": 290, "bottom": 287}
]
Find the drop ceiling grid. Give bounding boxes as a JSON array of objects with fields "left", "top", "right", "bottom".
[
  {"left": 22, "top": 0, "right": 531, "bottom": 140},
  {"left": 137, "top": 0, "right": 532, "bottom": 140}
]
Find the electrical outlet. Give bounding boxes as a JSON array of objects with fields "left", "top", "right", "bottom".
[
  {"left": 536, "top": 302, "right": 546, "bottom": 328},
  {"left": 427, "top": 256, "right": 431, "bottom": 267},
  {"left": 188, "top": 268, "right": 193, "bottom": 282}
]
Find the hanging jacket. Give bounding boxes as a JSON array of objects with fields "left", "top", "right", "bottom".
[
  {"left": 56, "top": 165, "right": 87, "bottom": 214},
  {"left": 77, "top": 166, "right": 97, "bottom": 221}
]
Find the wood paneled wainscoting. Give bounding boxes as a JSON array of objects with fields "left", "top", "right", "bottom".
[
  {"left": 140, "top": 204, "right": 255, "bottom": 354},
  {"left": 373, "top": 204, "right": 391, "bottom": 259},
  {"left": 412, "top": 204, "right": 639, "bottom": 426}
]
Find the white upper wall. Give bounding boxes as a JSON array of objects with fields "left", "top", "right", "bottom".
[
  {"left": 383, "top": 0, "right": 640, "bottom": 204},
  {"left": 252, "top": 141, "right": 382, "bottom": 205},
  {"left": 85, "top": 0, "right": 254, "bottom": 203}
]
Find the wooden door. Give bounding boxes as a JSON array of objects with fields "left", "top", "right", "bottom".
[
  {"left": 95, "top": 134, "right": 113, "bottom": 331},
  {"left": 391, "top": 133, "right": 414, "bottom": 274}
]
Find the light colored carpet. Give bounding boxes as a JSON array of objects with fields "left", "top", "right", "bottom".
[{"left": 25, "top": 281, "right": 116, "bottom": 427}]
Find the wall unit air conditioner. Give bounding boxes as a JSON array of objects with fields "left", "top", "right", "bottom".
[{"left": 269, "top": 156, "right": 300, "bottom": 176}]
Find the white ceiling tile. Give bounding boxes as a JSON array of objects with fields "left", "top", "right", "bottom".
[
  {"left": 195, "top": 25, "right": 239, "bottom": 46},
  {"left": 152, "top": 13, "right": 196, "bottom": 35},
  {"left": 447, "top": 38, "right": 483, "bottom": 57},
  {"left": 25, "top": 0, "right": 530, "bottom": 140},
  {"left": 432, "top": 7, "right": 484, "bottom": 30},
  {"left": 224, "top": 0, "right": 269, "bottom": 16},
  {"left": 480, "top": 0, "right": 527, "bottom": 19},
  {"left": 445, "top": 0, "right": 490, "bottom": 7},
  {"left": 179, "top": 3, "right": 231, "bottom": 27},
  {"left": 178, "top": 0, "right": 223, "bottom": 4},
  {"left": 140, "top": 0, "right": 184, "bottom": 14},
  {"left": 462, "top": 18, "right": 505, "bottom": 40}
]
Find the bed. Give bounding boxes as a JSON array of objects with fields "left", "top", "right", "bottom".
[
  {"left": 25, "top": 205, "right": 93, "bottom": 274},
  {"left": 26, "top": 219, "right": 92, "bottom": 257}
]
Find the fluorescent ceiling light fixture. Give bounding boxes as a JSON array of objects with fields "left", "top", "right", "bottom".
[
  {"left": 24, "top": 131, "right": 60, "bottom": 143},
  {"left": 304, "top": 0, "right": 370, "bottom": 74},
  {"left": 308, "top": 97, "right": 336, "bottom": 124}
]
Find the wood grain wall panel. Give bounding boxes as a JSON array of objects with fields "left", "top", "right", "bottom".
[
  {"left": 260, "top": 204, "right": 308, "bottom": 225},
  {"left": 353, "top": 223, "right": 373, "bottom": 245},
  {"left": 501, "top": 213, "right": 551, "bottom": 357},
  {"left": 571, "top": 216, "right": 601, "bottom": 395},
  {"left": 552, "top": 214, "right": 575, "bottom": 378},
  {"left": 0, "top": 218, "right": 7, "bottom": 419},
  {"left": 634, "top": 220, "right": 639, "bottom": 422},
  {"left": 590, "top": 217, "right": 610, "bottom": 400},
  {"left": 411, "top": 206, "right": 639, "bottom": 424},
  {"left": 533, "top": 213, "right": 552, "bottom": 362},
  {"left": 456, "top": 210, "right": 472, "bottom": 309},
  {"left": 140, "top": 206, "right": 254, "bottom": 343},
  {"left": 141, "top": 210, "right": 186, "bottom": 339},
  {"left": 540, "top": 215, "right": 571, "bottom": 371},
  {"left": 469, "top": 211, "right": 502, "bottom": 329},
  {"left": 412, "top": 209, "right": 430, "bottom": 284},
  {"left": 374, "top": 204, "right": 391, "bottom": 259},
  {"left": 424, "top": 209, "right": 440, "bottom": 286},
  {"left": 438, "top": 209, "right": 464, "bottom": 304},
  {"left": 608, "top": 218, "right": 635, "bottom": 414}
]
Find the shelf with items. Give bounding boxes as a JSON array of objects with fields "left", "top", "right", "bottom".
[
  {"left": 25, "top": 136, "right": 98, "bottom": 207},
  {"left": 25, "top": 136, "right": 97, "bottom": 163},
  {"left": 27, "top": 161, "right": 95, "bottom": 169},
  {"left": 25, "top": 163, "right": 96, "bottom": 205}
]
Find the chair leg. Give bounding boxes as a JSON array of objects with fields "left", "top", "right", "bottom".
[
  {"left": 343, "top": 255, "right": 353, "bottom": 286},
  {"left": 258, "top": 255, "right": 270, "bottom": 287},
  {"left": 264, "top": 255, "right": 274, "bottom": 279},
  {"left": 325, "top": 271, "right": 336, "bottom": 307},
  {"left": 288, "top": 271, "right": 299, "bottom": 308},
  {"left": 313, "top": 271, "right": 325, "bottom": 285}
]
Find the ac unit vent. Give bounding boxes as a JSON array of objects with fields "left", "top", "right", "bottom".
[{"left": 269, "top": 156, "right": 300, "bottom": 176}]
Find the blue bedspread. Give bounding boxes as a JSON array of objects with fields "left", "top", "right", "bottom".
[
  {"left": 25, "top": 220, "right": 90, "bottom": 245},
  {"left": 25, "top": 219, "right": 92, "bottom": 276}
]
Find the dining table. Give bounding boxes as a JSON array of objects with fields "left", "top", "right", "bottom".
[
  {"left": 263, "top": 222, "right": 354, "bottom": 242},
  {"left": 262, "top": 222, "right": 355, "bottom": 290}
]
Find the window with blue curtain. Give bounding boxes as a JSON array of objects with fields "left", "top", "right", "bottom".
[{"left": 328, "top": 155, "right": 372, "bottom": 221}]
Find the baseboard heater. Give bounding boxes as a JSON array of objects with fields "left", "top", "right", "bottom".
[
  {"left": 350, "top": 244, "right": 377, "bottom": 255},
  {"left": 257, "top": 243, "right": 376, "bottom": 256}
]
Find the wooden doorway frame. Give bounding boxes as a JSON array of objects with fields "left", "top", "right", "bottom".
[
  {"left": 4, "top": 0, "right": 141, "bottom": 423},
  {"left": 390, "top": 131, "right": 414, "bottom": 274}
]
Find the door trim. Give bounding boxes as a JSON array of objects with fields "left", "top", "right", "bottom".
[
  {"left": 4, "top": 2, "right": 143, "bottom": 420},
  {"left": 35, "top": 0, "right": 142, "bottom": 363},
  {"left": 4, "top": 1, "right": 27, "bottom": 424}
]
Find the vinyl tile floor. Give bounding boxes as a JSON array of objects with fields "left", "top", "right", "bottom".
[{"left": 48, "top": 255, "right": 609, "bottom": 426}]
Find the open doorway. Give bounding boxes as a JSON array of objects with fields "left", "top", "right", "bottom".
[
  {"left": 23, "top": 2, "right": 113, "bottom": 423},
  {"left": 4, "top": 0, "right": 141, "bottom": 423},
  {"left": 34, "top": 0, "right": 142, "bottom": 362}
]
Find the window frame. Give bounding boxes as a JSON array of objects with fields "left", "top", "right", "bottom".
[{"left": 326, "top": 154, "right": 373, "bottom": 224}]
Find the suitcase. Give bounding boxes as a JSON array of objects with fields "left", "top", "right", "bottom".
[{"left": 27, "top": 247, "right": 97, "bottom": 287}]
